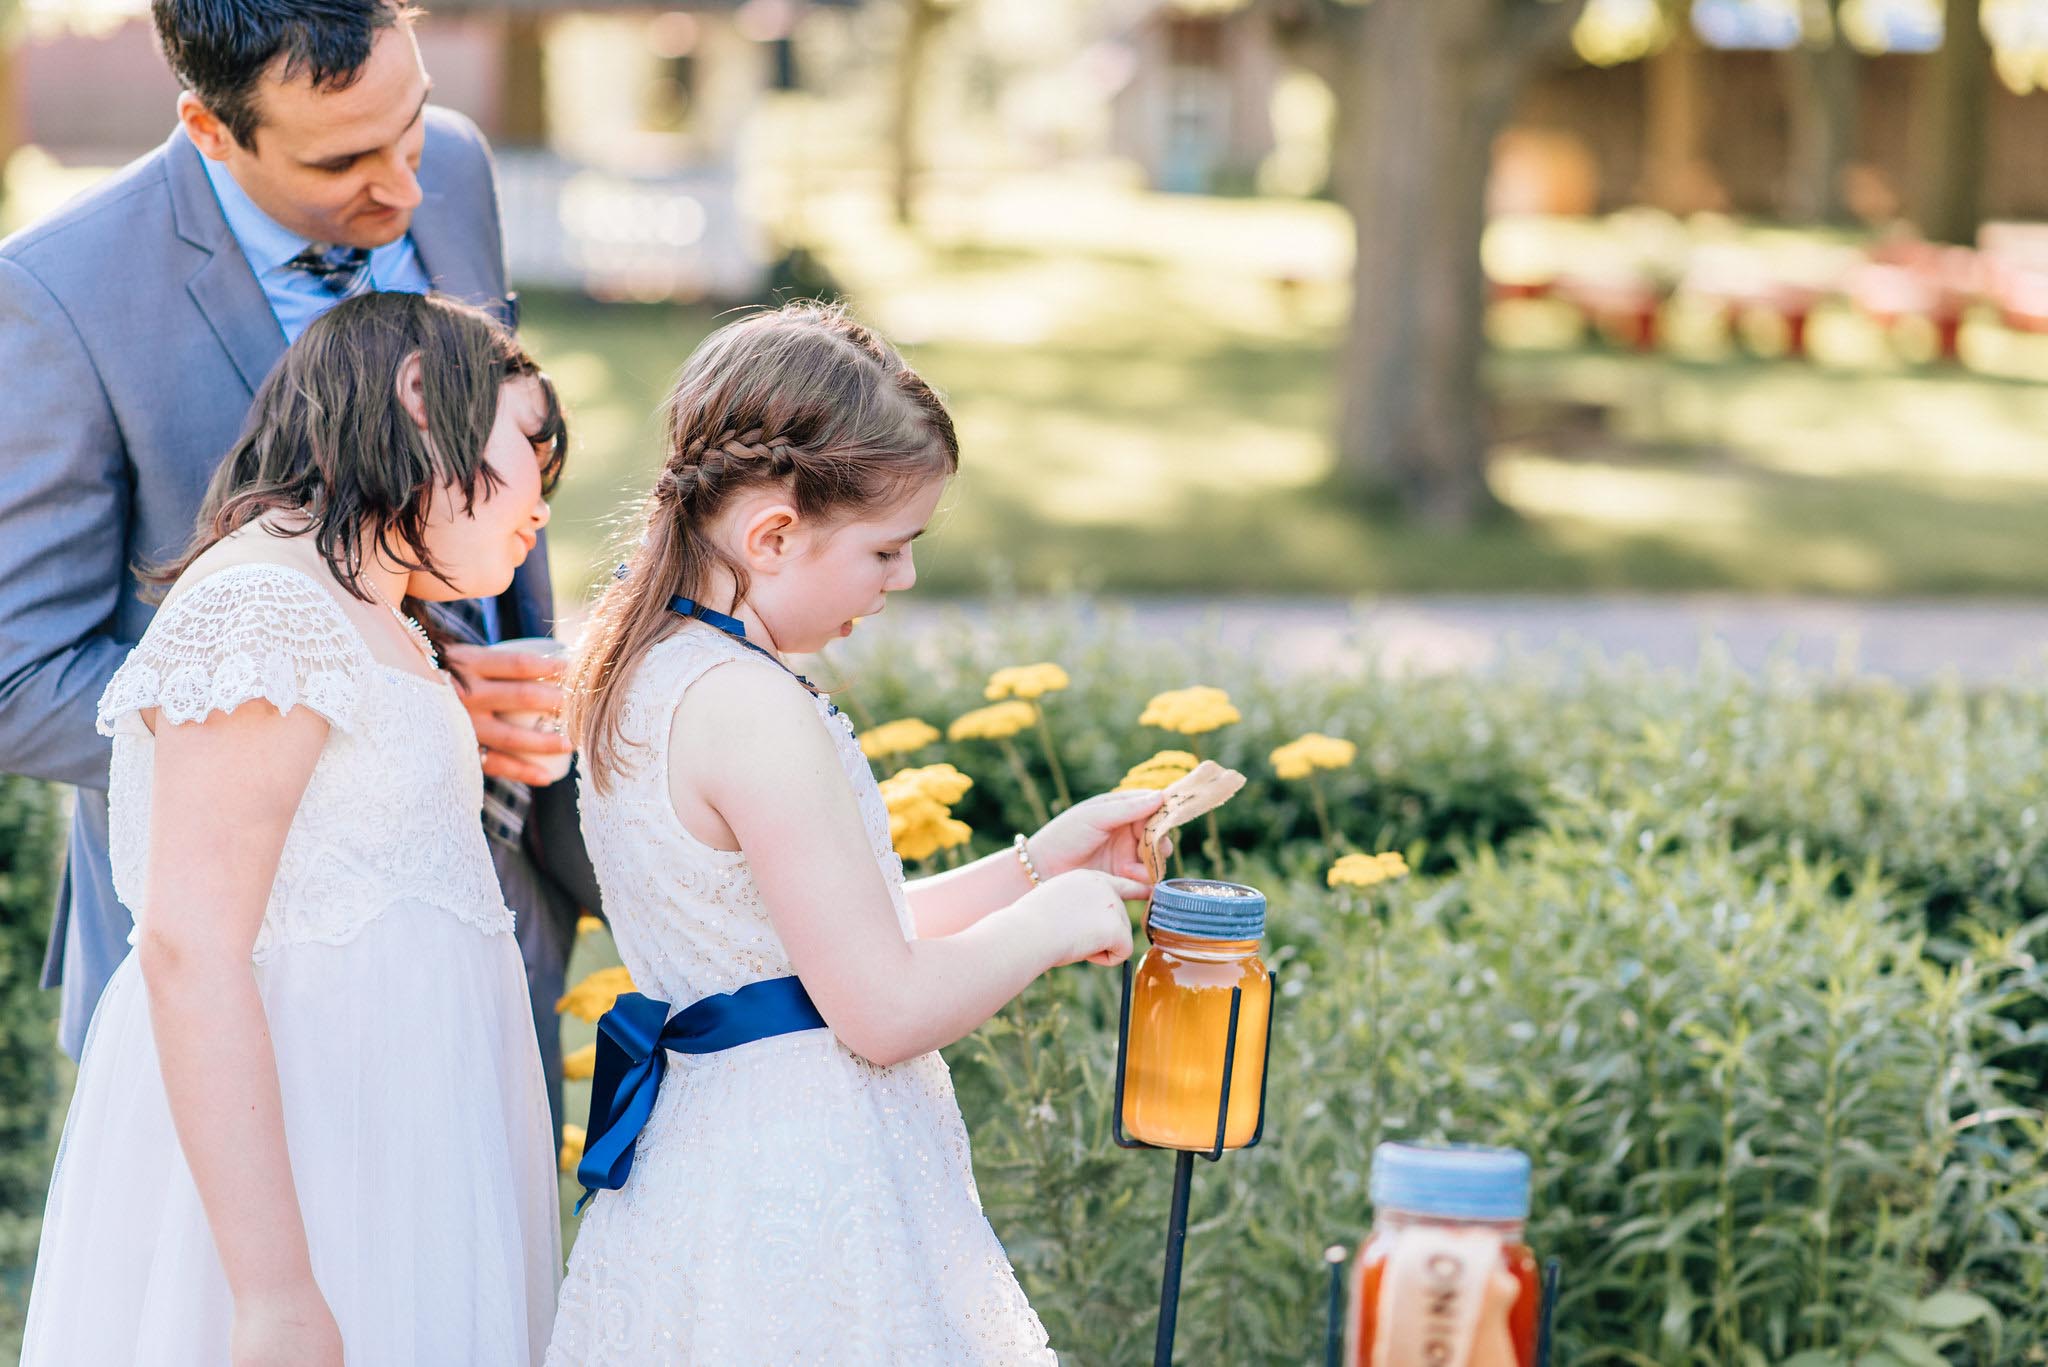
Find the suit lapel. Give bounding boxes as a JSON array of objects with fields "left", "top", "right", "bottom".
[
  {"left": 409, "top": 179, "right": 495, "bottom": 313},
  {"left": 164, "top": 130, "right": 286, "bottom": 397}
]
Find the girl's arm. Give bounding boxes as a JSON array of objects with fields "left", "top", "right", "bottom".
[
  {"left": 903, "top": 789, "right": 1165, "bottom": 939},
  {"left": 682, "top": 665, "right": 1142, "bottom": 1068},
  {"left": 137, "top": 699, "right": 343, "bottom": 1366}
]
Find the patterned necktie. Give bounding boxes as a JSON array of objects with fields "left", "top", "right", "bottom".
[
  {"left": 284, "top": 243, "right": 374, "bottom": 299},
  {"left": 435, "top": 597, "right": 538, "bottom": 852}
]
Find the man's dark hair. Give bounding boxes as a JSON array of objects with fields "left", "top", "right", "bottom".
[{"left": 152, "top": 0, "right": 417, "bottom": 149}]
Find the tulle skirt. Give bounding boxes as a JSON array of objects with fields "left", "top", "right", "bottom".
[
  {"left": 545, "top": 1029, "right": 1054, "bottom": 1366},
  {"left": 20, "top": 904, "right": 562, "bottom": 1366}
]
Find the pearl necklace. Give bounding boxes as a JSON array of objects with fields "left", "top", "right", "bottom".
[{"left": 366, "top": 578, "right": 440, "bottom": 669}]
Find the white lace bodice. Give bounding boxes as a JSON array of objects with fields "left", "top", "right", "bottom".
[
  {"left": 577, "top": 626, "right": 914, "bottom": 1009},
  {"left": 96, "top": 562, "right": 512, "bottom": 960}
]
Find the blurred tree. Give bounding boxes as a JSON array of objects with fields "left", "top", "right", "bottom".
[
  {"left": 889, "top": 0, "right": 960, "bottom": 224},
  {"left": 0, "top": 0, "right": 18, "bottom": 223},
  {"left": 1779, "top": 0, "right": 1860, "bottom": 224},
  {"left": 1639, "top": 8, "right": 1720, "bottom": 212},
  {"left": 499, "top": 12, "right": 550, "bottom": 149},
  {"left": 1914, "top": 0, "right": 1989, "bottom": 243},
  {"left": 1267, "top": 0, "right": 1592, "bottom": 526}
]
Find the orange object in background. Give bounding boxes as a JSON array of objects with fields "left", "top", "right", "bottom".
[
  {"left": 1349, "top": 1144, "right": 1540, "bottom": 1367},
  {"left": 1120, "top": 879, "right": 1270, "bottom": 1152}
]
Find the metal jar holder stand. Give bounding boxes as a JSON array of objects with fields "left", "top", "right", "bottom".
[{"left": 1110, "top": 956, "right": 1279, "bottom": 1367}]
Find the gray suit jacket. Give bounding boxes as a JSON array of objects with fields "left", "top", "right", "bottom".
[{"left": 0, "top": 110, "right": 597, "bottom": 1059}]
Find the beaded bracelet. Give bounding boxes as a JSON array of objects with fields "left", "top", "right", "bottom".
[{"left": 1012, "top": 833, "right": 1043, "bottom": 887}]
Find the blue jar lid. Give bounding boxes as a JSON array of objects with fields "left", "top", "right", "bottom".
[
  {"left": 1370, "top": 1142, "right": 1531, "bottom": 1222},
  {"left": 1147, "top": 878, "right": 1265, "bottom": 941}
]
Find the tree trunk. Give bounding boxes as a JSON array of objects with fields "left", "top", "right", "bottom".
[
  {"left": 1778, "top": 6, "right": 1860, "bottom": 225},
  {"left": 0, "top": 18, "right": 17, "bottom": 226},
  {"left": 1640, "top": 17, "right": 1718, "bottom": 215},
  {"left": 498, "top": 13, "right": 549, "bottom": 149},
  {"left": 1329, "top": 0, "right": 1567, "bottom": 525},
  {"left": 1913, "top": 0, "right": 1989, "bottom": 244},
  {"left": 888, "top": 0, "right": 946, "bottom": 226}
]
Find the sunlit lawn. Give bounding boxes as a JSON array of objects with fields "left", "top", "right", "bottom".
[
  {"left": 528, "top": 185, "right": 2048, "bottom": 600},
  {"left": 14, "top": 148, "right": 2047, "bottom": 599}
]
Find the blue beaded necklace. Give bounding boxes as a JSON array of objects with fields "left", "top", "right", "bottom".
[{"left": 668, "top": 596, "right": 840, "bottom": 717}]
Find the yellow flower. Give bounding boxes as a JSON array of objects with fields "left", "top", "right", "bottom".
[
  {"left": 559, "top": 1124, "right": 586, "bottom": 1174},
  {"left": 948, "top": 700, "right": 1039, "bottom": 742},
  {"left": 555, "top": 965, "right": 635, "bottom": 1022},
  {"left": 1139, "top": 686, "right": 1240, "bottom": 736},
  {"left": 859, "top": 717, "right": 942, "bottom": 760},
  {"left": 575, "top": 914, "right": 605, "bottom": 937},
  {"left": 984, "top": 662, "right": 1071, "bottom": 702},
  {"left": 1328, "top": 851, "right": 1411, "bottom": 891},
  {"left": 1271, "top": 733, "right": 1358, "bottom": 781},
  {"left": 880, "top": 772, "right": 976, "bottom": 863},
  {"left": 879, "top": 762, "right": 974, "bottom": 807},
  {"left": 564, "top": 1042, "right": 597, "bottom": 1081},
  {"left": 1116, "top": 749, "right": 1199, "bottom": 792},
  {"left": 895, "top": 812, "right": 973, "bottom": 862}
]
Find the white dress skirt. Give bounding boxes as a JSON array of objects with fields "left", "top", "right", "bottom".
[{"left": 19, "top": 562, "right": 561, "bottom": 1365}]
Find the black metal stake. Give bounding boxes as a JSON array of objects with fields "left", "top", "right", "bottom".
[
  {"left": 1153, "top": 1150, "right": 1196, "bottom": 1367},
  {"left": 1535, "top": 1257, "right": 1561, "bottom": 1367},
  {"left": 1322, "top": 1245, "right": 1348, "bottom": 1367}
]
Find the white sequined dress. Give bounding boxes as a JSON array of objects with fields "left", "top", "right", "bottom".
[
  {"left": 20, "top": 563, "right": 561, "bottom": 1366},
  {"left": 545, "top": 625, "right": 1055, "bottom": 1365}
]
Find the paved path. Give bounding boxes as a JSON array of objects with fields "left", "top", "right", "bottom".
[{"left": 880, "top": 596, "right": 2048, "bottom": 683}]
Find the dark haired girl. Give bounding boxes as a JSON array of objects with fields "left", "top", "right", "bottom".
[{"left": 21, "top": 291, "right": 567, "bottom": 1367}]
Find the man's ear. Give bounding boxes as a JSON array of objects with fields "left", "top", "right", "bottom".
[
  {"left": 394, "top": 352, "right": 430, "bottom": 431},
  {"left": 177, "top": 90, "right": 239, "bottom": 161},
  {"left": 738, "top": 503, "right": 801, "bottom": 572}
]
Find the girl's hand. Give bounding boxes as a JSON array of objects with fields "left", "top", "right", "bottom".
[
  {"left": 1022, "top": 870, "right": 1142, "bottom": 967},
  {"left": 1026, "top": 789, "right": 1165, "bottom": 889},
  {"left": 232, "top": 1281, "right": 344, "bottom": 1367}
]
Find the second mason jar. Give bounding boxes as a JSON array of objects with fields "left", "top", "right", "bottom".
[{"left": 1121, "top": 878, "right": 1272, "bottom": 1151}]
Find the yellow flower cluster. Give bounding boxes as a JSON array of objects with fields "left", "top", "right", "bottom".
[
  {"left": 948, "top": 700, "right": 1039, "bottom": 742},
  {"left": 880, "top": 763, "right": 976, "bottom": 862},
  {"left": 859, "top": 717, "right": 941, "bottom": 760},
  {"left": 1117, "top": 749, "right": 1199, "bottom": 791},
  {"left": 1327, "top": 851, "right": 1411, "bottom": 890},
  {"left": 1271, "top": 733, "right": 1357, "bottom": 780},
  {"left": 555, "top": 965, "right": 635, "bottom": 1023},
  {"left": 559, "top": 1123, "right": 586, "bottom": 1174},
  {"left": 881, "top": 762, "right": 974, "bottom": 806},
  {"left": 1139, "top": 686, "right": 1240, "bottom": 736},
  {"left": 984, "top": 662, "right": 1070, "bottom": 701},
  {"left": 564, "top": 1042, "right": 596, "bottom": 1082},
  {"left": 575, "top": 914, "right": 605, "bottom": 937}
]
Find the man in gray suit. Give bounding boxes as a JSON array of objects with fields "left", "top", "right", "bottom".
[{"left": 0, "top": 0, "right": 595, "bottom": 1131}]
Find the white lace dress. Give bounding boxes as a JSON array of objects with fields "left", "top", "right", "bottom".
[
  {"left": 545, "top": 626, "right": 1055, "bottom": 1366},
  {"left": 20, "top": 562, "right": 561, "bottom": 1366}
]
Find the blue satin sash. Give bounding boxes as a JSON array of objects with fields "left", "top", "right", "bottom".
[{"left": 575, "top": 976, "right": 826, "bottom": 1211}]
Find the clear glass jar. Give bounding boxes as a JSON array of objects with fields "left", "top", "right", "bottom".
[
  {"left": 1120, "top": 879, "right": 1270, "bottom": 1151},
  {"left": 1348, "top": 1143, "right": 1540, "bottom": 1367}
]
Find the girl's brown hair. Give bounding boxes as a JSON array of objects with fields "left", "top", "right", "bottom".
[
  {"left": 567, "top": 299, "right": 958, "bottom": 790},
  {"left": 150, "top": 291, "right": 567, "bottom": 661}
]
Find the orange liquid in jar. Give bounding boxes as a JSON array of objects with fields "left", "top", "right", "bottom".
[
  {"left": 1349, "top": 1221, "right": 1540, "bottom": 1367},
  {"left": 1120, "top": 926, "right": 1270, "bottom": 1151}
]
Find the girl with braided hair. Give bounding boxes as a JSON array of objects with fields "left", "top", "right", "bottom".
[{"left": 547, "top": 301, "right": 1166, "bottom": 1364}]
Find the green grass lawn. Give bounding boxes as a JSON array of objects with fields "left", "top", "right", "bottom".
[
  {"left": 15, "top": 149, "right": 2046, "bottom": 599},
  {"left": 523, "top": 185, "right": 2048, "bottom": 601}
]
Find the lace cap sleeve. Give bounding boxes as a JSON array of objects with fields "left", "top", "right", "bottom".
[{"left": 95, "top": 563, "right": 371, "bottom": 737}]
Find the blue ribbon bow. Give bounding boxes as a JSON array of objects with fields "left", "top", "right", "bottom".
[{"left": 575, "top": 976, "right": 826, "bottom": 1211}]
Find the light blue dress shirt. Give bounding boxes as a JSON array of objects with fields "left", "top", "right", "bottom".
[{"left": 200, "top": 153, "right": 432, "bottom": 344}]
